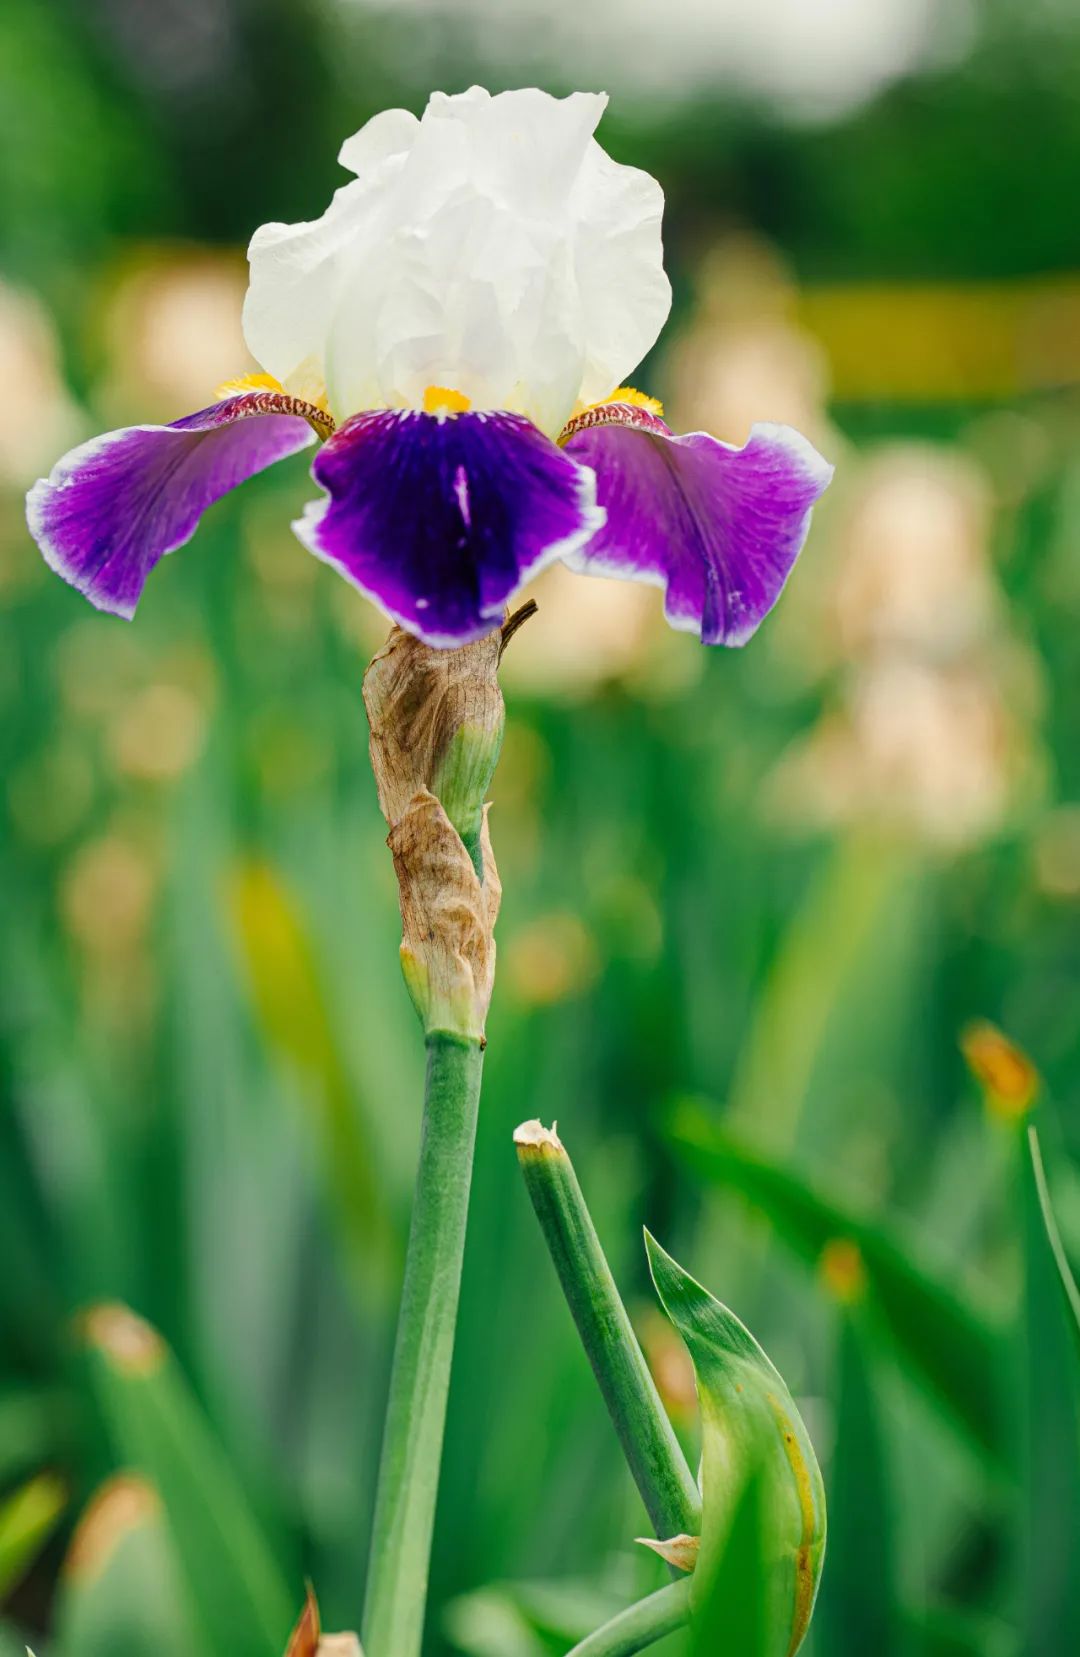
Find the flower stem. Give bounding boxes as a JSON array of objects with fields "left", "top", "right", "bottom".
[
  {"left": 567, "top": 1580, "right": 692, "bottom": 1657},
  {"left": 363, "top": 1032, "right": 485, "bottom": 1657},
  {"left": 514, "top": 1121, "right": 702, "bottom": 1541}
]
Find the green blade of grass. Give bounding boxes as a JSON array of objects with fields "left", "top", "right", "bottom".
[
  {"left": 0, "top": 1470, "right": 66, "bottom": 1599},
  {"left": 1027, "top": 1125, "right": 1080, "bottom": 1352},
  {"left": 668, "top": 1102, "right": 1008, "bottom": 1465},
  {"left": 79, "top": 1302, "right": 294, "bottom": 1657}
]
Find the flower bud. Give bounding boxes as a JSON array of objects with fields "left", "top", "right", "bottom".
[{"left": 645, "top": 1233, "right": 826, "bottom": 1656}]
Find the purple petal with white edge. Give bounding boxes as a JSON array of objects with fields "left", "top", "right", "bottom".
[
  {"left": 294, "top": 407, "right": 603, "bottom": 647},
  {"left": 561, "top": 406, "right": 833, "bottom": 646},
  {"left": 26, "top": 392, "right": 324, "bottom": 619}
]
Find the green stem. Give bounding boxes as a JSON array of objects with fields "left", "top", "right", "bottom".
[
  {"left": 514, "top": 1123, "right": 702, "bottom": 1541},
  {"left": 567, "top": 1580, "right": 692, "bottom": 1657},
  {"left": 363, "top": 1032, "right": 485, "bottom": 1657}
]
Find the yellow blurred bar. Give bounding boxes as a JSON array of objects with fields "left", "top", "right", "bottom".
[{"left": 798, "top": 274, "right": 1080, "bottom": 401}]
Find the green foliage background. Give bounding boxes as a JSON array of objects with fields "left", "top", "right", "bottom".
[{"left": 1, "top": 1, "right": 1079, "bottom": 1651}]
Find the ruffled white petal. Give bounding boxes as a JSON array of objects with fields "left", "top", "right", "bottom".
[{"left": 242, "top": 87, "right": 671, "bottom": 435}]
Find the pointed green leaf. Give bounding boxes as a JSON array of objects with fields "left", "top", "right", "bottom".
[
  {"left": 667, "top": 1104, "right": 1008, "bottom": 1463},
  {"left": 645, "top": 1233, "right": 825, "bottom": 1656}
]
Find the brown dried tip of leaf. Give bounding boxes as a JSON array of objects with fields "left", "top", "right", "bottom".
[
  {"left": 77, "top": 1302, "right": 166, "bottom": 1376},
  {"left": 65, "top": 1475, "right": 160, "bottom": 1583},
  {"left": 363, "top": 625, "right": 504, "bottom": 832},
  {"left": 632, "top": 1531, "right": 699, "bottom": 1570},
  {"left": 284, "top": 1587, "right": 363, "bottom": 1657},
  {"left": 960, "top": 1019, "right": 1039, "bottom": 1120},
  {"left": 635, "top": 1533, "right": 701, "bottom": 1573}
]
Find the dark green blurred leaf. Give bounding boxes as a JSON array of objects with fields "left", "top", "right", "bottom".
[
  {"left": 1019, "top": 1122, "right": 1080, "bottom": 1657},
  {"left": 80, "top": 1303, "right": 294, "bottom": 1657},
  {"left": 819, "top": 1318, "right": 899, "bottom": 1657},
  {"left": 668, "top": 1104, "right": 1008, "bottom": 1465},
  {"left": 905, "top": 1604, "right": 1014, "bottom": 1657}
]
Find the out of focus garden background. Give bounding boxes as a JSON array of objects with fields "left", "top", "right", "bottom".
[{"left": 2, "top": 0, "right": 1080, "bottom": 1652}]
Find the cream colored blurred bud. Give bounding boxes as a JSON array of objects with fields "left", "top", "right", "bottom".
[
  {"left": 363, "top": 625, "right": 510, "bottom": 1041},
  {"left": 0, "top": 283, "right": 83, "bottom": 489},
  {"left": 110, "top": 682, "right": 207, "bottom": 782},
  {"left": 833, "top": 446, "right": 995, "bottom": 657},
  {"left": 667, "top": 234, "right": 835, "bottom": 453},
  {"left": 99, "top": 248, "right": 251, "bottom": 420},
  {"left": 769, "top": 439, "right": 1043, "bottom": 850},
  {"left": 60, "top": 835, "right": 156, "bottom": 959}
]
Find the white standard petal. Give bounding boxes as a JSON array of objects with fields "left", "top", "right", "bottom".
[
  {"left": 241, "top": 87, "right": 672, "bottom": 433},
  {"left": 572, "top": 141, "right": 672, "bottom": 407}
]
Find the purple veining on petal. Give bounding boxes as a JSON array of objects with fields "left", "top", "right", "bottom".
[
  {"left": 26, "top": 393, "right": 321, "bottom": 619},
  {"left": 293, "top": 408, "right": 604, "bottom": 647},
  {"left": 562, "top": 414, "right": 833, "bottom": 645}
]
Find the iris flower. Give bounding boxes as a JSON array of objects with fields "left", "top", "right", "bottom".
[{"left": 26, "top": 87, "right": 832, "bottom": 649}]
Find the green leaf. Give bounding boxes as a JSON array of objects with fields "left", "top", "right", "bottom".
[
  {"left": 0, "top": 1470, "right": 66, "bottom": 1599},
  {"left": 79, "top": 1302, "right": 294, "bottom": 1657},
  {"left": 668, "top": 1104, "right": 1008, "bottom": 1464},
  {"left": 645, "top": 1233, "right": 825, "bottom": 1656},
  {"left": 55, "top": 1476, "right": 196, "bottom": 1657}
]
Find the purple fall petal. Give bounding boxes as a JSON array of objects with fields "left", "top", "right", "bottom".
[
  {"left": 26, "top": 392, "right": 322, "bottom": 618},
  {"left": 293, "top": 408, "right": 603, "bottom": 646},
  {"left": 562, "top": 410, "right": 833, "bottom": 645}
]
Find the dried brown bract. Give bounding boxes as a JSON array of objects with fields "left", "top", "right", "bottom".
[{"left": 363, "top": 624, "right": 509, "bottom": 1040}]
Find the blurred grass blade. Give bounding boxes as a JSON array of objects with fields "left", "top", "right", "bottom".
[
  {"left": 818, "top": 1318, "right": 899, "bottom": 1657},
  {"left": 566, "top": 1580, "right": 691, "bottom": 1657},
  {"left": 228, "top": 859, "right": 397, "bottom": 1294},
  {"left": 56, "top": 1475, "right": 196, "bottom": 1657},
  {"left": 1027, "top": 1125, "right": 1080, "bottom": 1351},
  {"left": 646, "top": 1234, "right": 825, "bottom": 1655},
  {"left": 0, "top": 1470, "right": 66, "bottom": 1598},
  {"left": 1019, "top": 1124, "right": 1080, "bottom": 1656},
  {"left": 79, "top": 1302, "right": 294, "bottom": 1657},
  {"left": 668, "top": 1103, "right": 1007, "bottom": 1463},
  {"left": 444, "top": 1579, "right": 632, "bottom": 1657}
]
